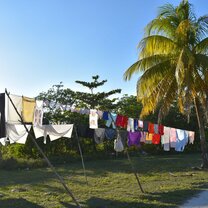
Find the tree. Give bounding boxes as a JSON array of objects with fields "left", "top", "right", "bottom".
[
  {"left": 75, "top": 75, "right": 121, "bottom": 110},
  {"left": 124, "top": 0, "right": 208, "bottom": 168}
]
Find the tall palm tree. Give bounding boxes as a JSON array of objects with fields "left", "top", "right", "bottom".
[{"left": 124, "top": 0, "right": 208, "bottom": 168}]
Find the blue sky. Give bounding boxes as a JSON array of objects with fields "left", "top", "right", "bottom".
[{"left": 0, "top": 0, "right": 207, "bottom": 98}]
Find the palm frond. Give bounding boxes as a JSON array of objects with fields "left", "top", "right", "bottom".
[
  {"left": 194, "top": 37, "right": 208, "bottom": 54},
  {"left": 138, "top": 35, "right": 176, "bottom": 58}
]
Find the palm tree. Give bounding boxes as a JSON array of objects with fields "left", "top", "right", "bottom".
[{"left": 124, "top": 0, "right": 208, "bottom": 168}]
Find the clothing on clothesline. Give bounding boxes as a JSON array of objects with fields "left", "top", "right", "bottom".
[
  {"left": 6, "top": 123, "right": 31, "bottom": 144},
  {"left": 33, "top": 124, "right": 73, "bottom": 143},
  {"left": 89, "top": 109, "right": 98, "bottom": 129},
  {"left": 114, "top": 132, "right": 124, "bottom": 152},
  {"left": 0, "top": 93, "right": 6, "bottom": 138},
  {"left": 77, "top": 123, "right": 88, "bottom": 137},
  {"left": 169, "top": 128, "right": 177, "bottom": 148},
  {"left": 102, "top": 111, "right": 109, "bottom": 120},
  {"left": 106, "top": 113, "right": 117, "bottom": 129},
  {"left": 145, "top": 133, "right": 153, "bottom": 144},
  {"left": 7, "top": 94, "right": 22, "bottom": 124},
  {"left": 94, "top": 128, "right": 105, "bottom": 144},
  {"left": 148, "top": 123, "right": 155, "bottom": 134},
  {"left": 105, "top": 128, "right": 116, "bottom": 140},
  {"left": 188, "top": 131, "right": 195, "bottom": 144},
  {"left": 161, "top": 126, "right": 170, "bottom": 151},
  {"left": 115, "top": 115, "right": 128, "bottom": 128},
  {"left": 117, "top": 129, "right": 128, "bottom": 145},
  {"left": 143, "top": 121, "right": 149, "bottom": 132},
  {"left": 152, "top": 134, "right": 161, "bottom": 145},
  {"left": 154, "top": 124, "right": 159, "bottom": 134},
  {"left": 33, "top": 100, "right": 43, "bottom": 127},
  {"left": 175, "top": 129, "right": 188, "bottom": 152},
  {"left": 127, "top": 131, "right": 141, "bottom": 147},
  {"left": 22, "top": 96, "right": 36, "bottom": 123},
  {"left": 127, "top": 118, "right": 134, "bottom": 132}
]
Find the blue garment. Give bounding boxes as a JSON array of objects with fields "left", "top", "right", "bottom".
[
  {"left": 102, "top": 111, "right": 109, "bottom": 120},
  {"left": 134, "top": 119, "right": 138, "bottom": 131},
  {"left": 175, "top": 129, "right": 188, "bottom": 152},
  {"left": 105, "top": 128, "right": 116, "bottom": 140},
  {"left": 105, "top": 113, "right": 117, "bottom": 129}
]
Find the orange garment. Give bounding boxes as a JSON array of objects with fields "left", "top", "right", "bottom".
[
  {"left": 152, "top": 134, "right": 161, "bottom": 144},
  {"left": 145, "top": 133, "right": 153, "bottom": 144},
  {"left": 148, "top": 122, "right": 155, "bottom": 133},
  {"left": 22, "top": 96, "right": 35, "bottom": 123}
]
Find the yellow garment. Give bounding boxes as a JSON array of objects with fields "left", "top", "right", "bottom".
[
  {"left": 22, "top": 96, "right": 35, "bottom": 123},
  {"left": 145, "top": 133, "right": 153, "bottom": 144}
]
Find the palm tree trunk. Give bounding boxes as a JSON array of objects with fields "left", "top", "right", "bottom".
[{"left": 194, "top": 97, "right": 208, "bottom": 168}]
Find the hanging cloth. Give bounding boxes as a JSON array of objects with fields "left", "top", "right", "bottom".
[
  {"left": 89, "top": 109, "right": 98, "bottom": 129},
  {"left": 33, "top": 100, "right": 44, "bottom": 126},
  {"left": 169, "top": 128, "right": 177, "bottom": 148},
  {"left": 94, "top": 128, "right": 105, "bottom": 144},
  {"left": 106, "top": 113, "right": 117, "bottom": 129},
  {"left": 6, "top": 123, "right": 31, "bottom": 144},
  {"left": 0, "top": 93, "right": 6, "bottom": 138},
  {"left": 7, "top": 94, "right": 22, "bottom": 124},
  {"left": 161, "top": 126, "right": 170, "bottom": 151},
  {"left": 127, "top": 131, "right": 141, "bottom": 147},
  {"left": 105, "top": 128, "right": 116, "bottom": 140},
  {"left": 33, "top": 124, "right": 74, "bottom": 143},
  {"left": 188, "top": 131, "right": 195, "bottom": 144},
  {"left": 175, "top": 129, "right": 188, "bottom": 152},
  {"left": 114, "top": 131, "right": 124, "bottom": 152},
  {"left": 22, "top": 96, "right": 35, "bottom": 123},
  {"left": 127, "top": 118, "right": 135, "bottom": 132}
]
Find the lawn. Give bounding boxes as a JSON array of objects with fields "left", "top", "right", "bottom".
[{"left": 0, "top": 153, "right": 207, "bottom": 208}]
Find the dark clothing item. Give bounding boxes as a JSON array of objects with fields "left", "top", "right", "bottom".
[
  {"left": 134, "top": 119, "right": 138, "bottom": 131},
  {"left": 86, "top": 127, "right": 94, "bottom": 139},
  {"left": 127, "top": 131, "right": 141, "bottom": 147},
  {"left": 76, "top": 123, "right": 88, "bottom": 137},
  {"left": 0, "top": 93, "right": 6, "bottom": 138},
  {"left": 94, "top": 128, "right": 105, "bottom": 144},
  {"left": 105, "top": 128, "right": 116, "bottom": 140},
  {"left": 118, "top": 130, "right": 128, "bottom": 146},
  {"left": 102, "top": 111, "right": 109, "bottom": 120},
  {"left": 143, "top": 121, "right": 149, "bottom": 132}
]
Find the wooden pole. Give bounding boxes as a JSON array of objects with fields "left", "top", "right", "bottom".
[
  {"left": 5, "top": 89, "right": 81, "bottom": 208},
  {"left": 74, "top": 125, "right": 88, "bottom": 184},
  {"left": 108, "top": 111, "right": 145, "bottom": 193}
]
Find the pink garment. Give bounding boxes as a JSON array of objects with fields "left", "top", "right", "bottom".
[
  {"left": 169, "top": 128, "right": 177, "bottom": 148},
  {"left": 140, "top": 131, "right": 146, "bottom": 143},
  {"left": 188, "top": 131, "right": 195, "bottom": 144},
  {"left": 138, "top": 120, "right": 143, "bottom": 128}
]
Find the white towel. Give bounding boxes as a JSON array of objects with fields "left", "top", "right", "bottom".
[
  {"left": 6, "top": 124, "right": 31, "bottom": 144},
  {"left": 7, "top": 94, "right": 22, "bottom": 124}
]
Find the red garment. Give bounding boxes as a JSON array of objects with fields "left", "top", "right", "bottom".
[
  {"left": 148, "top": 122, "right": 155, "bottom": 134},
  {"left": 115, "top": 115, "right": 128, "bottom": 128},
  {"left": 152, "top": 134, "right": 161, "bottom": 144},
  {"left": 158, "top": 124, "right": 164, "bottom": 135}
]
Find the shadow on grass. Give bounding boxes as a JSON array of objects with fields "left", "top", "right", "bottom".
[
  {"left": 0, "top": 198, "right": 44, "bottom": 208},
  {"left": 85, "top": 196, "right": 171, "bottom": 208}
]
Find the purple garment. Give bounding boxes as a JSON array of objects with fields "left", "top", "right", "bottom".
[{"left": 128, "top": 131, "right": 141, "bottom": 147}]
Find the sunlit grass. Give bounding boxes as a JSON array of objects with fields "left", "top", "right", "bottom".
[{"left": 0, "top": 153, "right": 207, "bottom": 207}]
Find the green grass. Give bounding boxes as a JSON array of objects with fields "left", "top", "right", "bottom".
[{"left": 0, "top": 153, "right": 208, "bottom": 208}]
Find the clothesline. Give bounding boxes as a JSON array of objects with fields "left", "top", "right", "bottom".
[{"left": 0, "top": 92, "right": 195, "bottom": 153}]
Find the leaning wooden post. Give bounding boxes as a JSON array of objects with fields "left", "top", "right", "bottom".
[
  {"left": 74, "top": 125, "right": 88, "bottom": 184},
  {"left": 5, "top": 89, "right": 81, "bottom": 208},
  {"left": 108, "top": 111, "right": 145, "bottom": 193}
]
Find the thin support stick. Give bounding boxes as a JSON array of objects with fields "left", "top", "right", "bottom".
[
  {"left": 74, "top": 125, "right": 88, "bottom": 184},
  {"left": 108, "top": 111, "right": 144, "bottom": 193},
  {"left": 5, "top": 89, "right": 81, "bottom": 208},
  {"left": 126, "top": 149, "right": 145, "bottom": 193}
]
